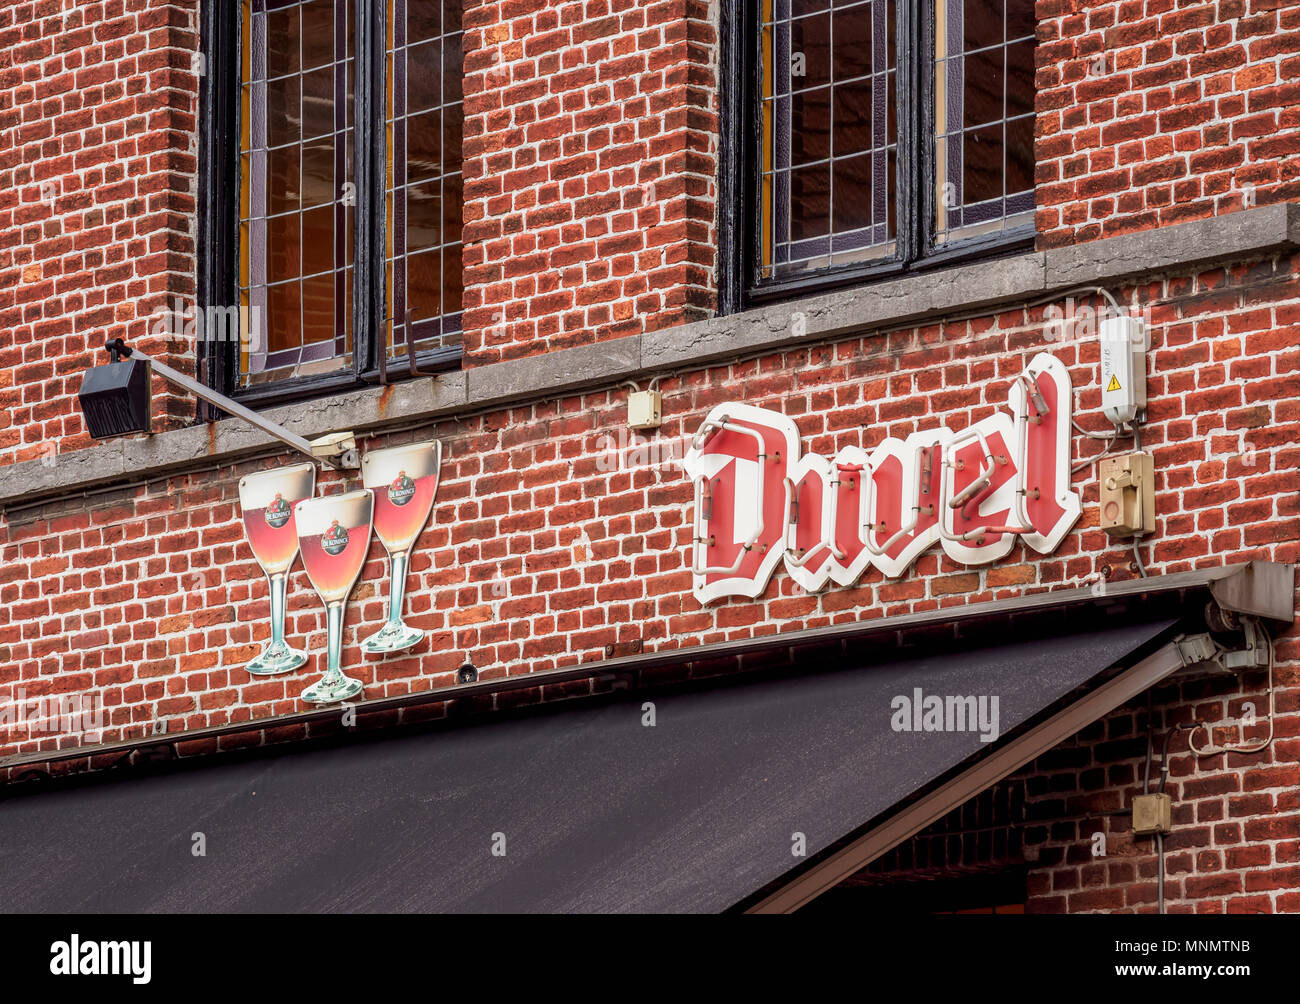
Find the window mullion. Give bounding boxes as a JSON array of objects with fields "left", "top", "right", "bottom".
[
  {"left": 353, "top": 0, "right": 385, "bottom": 378},
  {"left": 905, "top": 1, "right": 926, "bottom": 268},
  {"left": 198, "top": 1, "right": 241, "bottom": 402}
]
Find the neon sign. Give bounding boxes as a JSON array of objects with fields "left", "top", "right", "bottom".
[{"left": 683, "top": 352, "right": 1081, "bottom": 604}]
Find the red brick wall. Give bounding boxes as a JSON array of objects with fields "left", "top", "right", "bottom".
[
  {"left": 2, "top": 256, "right": 1295, "bottom": 724},
  {"left": 459, "top": 0, "right": 718, "bottom": 365},
  {"left": 1036, "top": 0, "right": 1300, "bottom": 245},
  {"left": 0, "top": 0, "right": 202, "bottom": 467},
  {"left": 1, "top": 1, "right": 1298, "bottom": 916}
]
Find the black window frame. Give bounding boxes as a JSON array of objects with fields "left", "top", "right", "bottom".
[
  {"left": 719, "top": 0, "right": 1036, "bottom": 315},
  {"left": 197, "top": 0, "right": 462, "bottom": 413}
]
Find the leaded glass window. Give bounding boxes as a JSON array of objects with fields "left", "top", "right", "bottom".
[
  {"left": 385, "top": 0, "right": 464, "bottom": 357},
  {"left": 239, "top": 0, "right": 357, "bottom": 387},
  {"left": 750, "top": 1, "right": 1036, "bottom": 294}
]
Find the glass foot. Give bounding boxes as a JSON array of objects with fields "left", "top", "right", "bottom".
[
  {"left": 245, "top": 641, "right": 309, "bottom": 676},
  {"left": 361, "top": 621, "right": 426, "bottom": 655},
  {"left": 300, "top": 673, "right": 364, "bottom": 704}
]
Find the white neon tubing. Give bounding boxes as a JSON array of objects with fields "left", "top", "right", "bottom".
[
  {"left": 939, "top": 429, "right": 1029, "bottom": 543},
  {"left": 946, "top": 426, "right": 998, "bottom": 511},
  {"left": 1012, "top": 370, "right": 1050, "bottom": 531},
  {"left": 862, "top": 444, "right": 934, "bottom": 556},
  {"left": 783, "top": 476, "right": 837, "bottom": 568},
  {"left": 691, "top": 417, "right": 770, "bottom": 577}
]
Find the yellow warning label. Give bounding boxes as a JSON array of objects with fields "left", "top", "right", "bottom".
[{"left": 1106, "top": 374, "right": 1121, "bottom": 393}]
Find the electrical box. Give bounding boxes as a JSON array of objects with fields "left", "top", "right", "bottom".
[
  {"left": 627, "top": 390, "right": 662, "bottom": 431},
  {"left": 1099, "top": 314, "right": 1146, "bottom": 426},
  {"left": 1132, "top": 793, "right": 1172, "bottom": 836},
  {"left": 1099, "top": 451, "right": 1154, "bottom": 537}
]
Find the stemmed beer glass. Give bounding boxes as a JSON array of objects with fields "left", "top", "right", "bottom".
[
  {"left": 238, "top": 462, "right": 315, "bottom": 676},
  {"left": 294, "top": 489, "right": 374, "bottom": 704},
  {"left": 360, "top": 440, "right": 441, "bottom": 654}
]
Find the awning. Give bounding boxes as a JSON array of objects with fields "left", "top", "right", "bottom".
[{"left": 1, "top": 616, "right": 1183, "bottom": 913}]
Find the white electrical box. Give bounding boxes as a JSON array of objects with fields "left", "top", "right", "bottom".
[
  {"left": 627, "top": 390, "right": 662, "bottom": 430},
  {"left": 1099, "top": 314, "right": 1146, "bottom": 426}
]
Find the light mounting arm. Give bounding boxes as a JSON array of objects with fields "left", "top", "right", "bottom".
[{"left": 90, "top": 339, "right": 358, "bottom": 470}]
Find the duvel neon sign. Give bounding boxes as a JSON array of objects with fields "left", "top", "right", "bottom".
[{"left": 683, "top": 352, "right": 1082, "bottom": 604}]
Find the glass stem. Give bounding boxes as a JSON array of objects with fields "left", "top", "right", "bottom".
[
  {"left": 324, "top": 602, "right": 344, "bottom": 685},
  {"left": 268, "top": 572, "right": 287, "bottom": 649},
  {"left": 387, "top": 550, "right": 409, "bottom": 627}
]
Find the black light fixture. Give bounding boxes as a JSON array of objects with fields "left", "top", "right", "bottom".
[
  {"left": 77, "top": 341, "right": 152, "bottom": 438},
  {"left": 75, "top": 338, "right": 359, "bottom": 469},
  {"left": 457, "top": 662, "right": 478, "bottom": 685}
]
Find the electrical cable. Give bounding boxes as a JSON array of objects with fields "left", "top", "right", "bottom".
[
  {"left": 1157, "top": 723, "right": 1197, "bottom": 794},
  {"left": 1145, "top": 720, "right": 1197, "bottom": 914},
  {"left": 1188, "top": 626, "right": 1276, "bottom": 757},
  {"left": 1071, "top": 441, "right": 1113, "bottom": 474},
  {"left": 1072, "top": 418, "right": 1127, "bottom": 441},
  {"left": 1091, "top": 285, "right": 1123, "bottom": 314},
  {"left": 1069, "top": 414, "right": 1134, "bottom": 473},
  {"left": 1131, "top": 537, "right": 1148, "bottom": 578},
  {"left": 1157, "top": 832, "right": 1165, "bottom": 914},
  {"left": 1141, "top": 689, "right": 1154, "bottom": 795}
]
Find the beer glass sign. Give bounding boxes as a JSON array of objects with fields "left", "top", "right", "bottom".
[
  {"left": 360, "top": 439, "right": 441, "bottom": 653},
  {"left": 295, "top": 489, "right": 374, "bottom": 704},
  {"left": 237, "top": 462, "right": 316, "bottom": 675}
]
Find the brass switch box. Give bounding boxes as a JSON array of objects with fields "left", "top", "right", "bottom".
[
  {"left": 1132, "top": 792, "right": 1172, "bottom": 835},
  {"left": 1099, "top": 451, "right": 1154, "bottom": 537}
]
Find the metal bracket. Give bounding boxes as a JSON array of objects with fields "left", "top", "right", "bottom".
[
  {"left": 1223, "top": 616, "right": 1269, "bottom": 671},
  {"left": 1173, "top": 616, "right": 1270, "bottom": 676},
  {"left": 365, "top": 310, "right": 435, "bottom": 385},
  {"left": 1173, "top": 632, "right": 1220, "bottom": 671},
  {"left": 309, "top": 431, "right": 361, "bottom": 470}
]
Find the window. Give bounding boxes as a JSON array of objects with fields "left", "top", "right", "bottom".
[
  {"left": 200, "top": 1, "right": 464, "bottom": 404},
  {"left": 933, "top": 1, "right": 1035, "bottom": 244},
  {"left": 760, "top": 0, "right": 899, "bottom": 276},
  {"left": 733, "top": 1, "right": 1035, "bottom": 301},
  {"left": 239, "top": 0, "right": 357, "bottom": 387},
  {"left": 385, "top": 1, "right": 463, "bottom": 359}
]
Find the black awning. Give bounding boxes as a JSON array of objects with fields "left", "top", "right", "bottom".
[{"left": 0, "top": 617, "right": 1177, "bottom": 913}]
